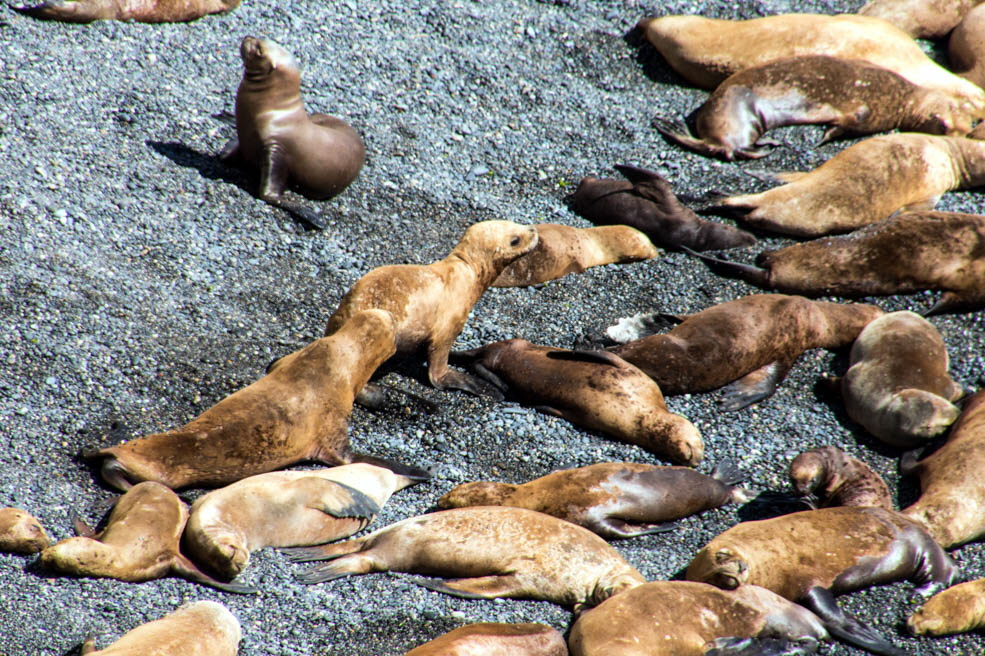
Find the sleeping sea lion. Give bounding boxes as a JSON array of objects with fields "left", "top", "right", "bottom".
[
  {"left": 950, "top": 4, "right": 985, "bottom": 90},
  {"left": 860, "top": 0, "right": 981, "bottom": 38},
  {"left": 14, "top": 0, "right": 238, "bottom": 22},
  {"left": 908, "top": 578, "right": 985, "bottom": 636},
  {"left": 788, "top": 446, "right": 893, "bottom": 511},
  {"left": 404, "top": 623, "right": 567, "bottom": 656},
  {"left": 0, "top": 507, "right": 50, "bottom": 554},
  {"left": 80, "top": 600, "right": 240, "bottom": 655}
]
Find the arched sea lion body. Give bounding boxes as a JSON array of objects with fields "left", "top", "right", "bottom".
[
  {"left": 14, "top": 0, "right": 238, "bottom": 22},
  {"left": 908, "top": 577, "right": 985, "bottom": 636},
  {"left": 284, "top": 506, "right": 646, "bottom": 613},
  {"left": 80, "top": 600, "right": 240, "bottom": 655},
  {"left": 950, "top": 4, "right": 985, "bottom": 90},
  {"left": 860, "top": 0, "right": 981, "bottom": 38},
  {"left": 0, "top": 507, "right": 50, "bottom": 554},
  {"left": 607, "top": 295, "right": 884, "bottom": 411},
  {"left": 789, "top": 446, "right": 893, "bottom": 511},
  {"left": 404, "top": 623, "right": 567, "bottom": 656}
]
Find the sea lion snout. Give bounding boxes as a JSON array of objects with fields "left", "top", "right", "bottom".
[{"left": 789, "top": 452, "right": 825, "bottom": 496}]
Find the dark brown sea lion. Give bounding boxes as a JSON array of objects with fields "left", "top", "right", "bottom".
[
  {"left": 908, "top": 578, "right": 985, "bottom": 636},
  {"left": 567, "top": 164, "right": 755, "bottom": 251},
  {"left": 860, "top": 0, "right": 982, "bottom": 38},
  {"left": 80, "top": 601, "right": 240, "bottom": 655},
  {"left": 687, "top": 210, "right": 985, "bottom": 315},
  {"left": 325, "top": 221, "right": 538, "bottom": 397},
  {"left": 404, "top": 623, "right": 567, "bottom": 656},
  {"left": 451, "top": 340, "right": 703, "bottom": 466},
  {"left": 218, "top": 37, "right": 365, "bottom": 230},
  {"left": 39, "top": 482, "right": 254, "bottom": 593},
  {"left": 284, "top": 506, "right": 646, "bottom": 613},
  {"left": 0, "top": 507, "right": 50, "bottom": 554},
  {"left": 606, "top": 295, "right": 884, "bottom": 411},
  {"left": 438, "top": 461, "right": 751, "bottom": 538},
  {"left": 13, "top": 0, "right": 238, "bottom": 22},
  {"left": 87, "top": 309, "right": 404, "bottom": 491},
  {"left": 655, "top": 56, "right": 976, "bottom": 162},
  {"left": 950, "top": 4, "right": 985, "bottom": 90},
  {"left": 789, "top": 446, "right": 893, "bottom": 511},
  {"left": 568, "top": 581, "right": 829, "bottom": 656}
]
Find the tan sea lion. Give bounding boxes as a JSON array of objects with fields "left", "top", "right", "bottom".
[
  {"left": 438, "top": 461, "right": 751, "bottom": 538},
  {"left": 13, "top": 0, "right": 238, "bottom": 22},
  {"left": 404, "top": 623, "right": 567, "bottom": 656},
  {"left": 80, "top": 600, "right": 240, "bottom": 655},
  {"left": 185, "top": 463, "right": 423, "bottom": 580},
  {"left": 451, "top": 340, "right": 703, "bottom": 465},
  {"left": 0, "top": 507, "right": 50, "bottom": 554},
  {"left": 567, "top": 164, "right": 756, "bottom": 251},
  {"left": 950, "top": 4, "right": 985, "bottom": 90},
  {"left": 39, "top": 482, "right": 254, "bottom": 593},
  {"left": 655, "top": 56, "right": 977, "bottom": 162},
  {"left": 490, "top": 224, "right": 657, "bottom": 288},
  {"left": 325, "top": 221, "right": 539, "bottom": 397},
  {"left": 908, "top": 578, "right": 985, "bottom": 636},
  {"left": 218, "top": 37, "right": 365, "bottom": 230},
  {"left": 788, "top": 446, "right": 893, "bottom": 510},
  {"left": 87, "top": 309, "right": 405, "bottom": 491},
  {"left": 606, "top": 295, "right": 884, "bottom": 411},
  {"left": 860, "top": 0, "right": 982, "bottom": 38},
  {"left": 284, "top": 506, "right": 646, "bottom": 613}
]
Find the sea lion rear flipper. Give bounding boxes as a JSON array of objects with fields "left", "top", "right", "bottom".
[
  {"left": 651, "top": 117, "right": 736, "bottom": 161},
  {"left": 679, "top": 246, "right": 771, "bottom": 287},
  {"left": 592, "top": 517, "right": 678, "bottom": 539},
  {"left": 710, "top": 459, "right": 747, "bottom": 486},
  {"left": 802, "top": 586, "right": 907, "bottom": 656},
  {"left": 533, "top": 405, "right": 566, "bottom": 419},
  {"left": 349, "top": 453, "right": 432, "bottom": 482},
  {"left": 546, "top": 348, "right": 624, "bottom": 367},
  {"left": 72, "top": 516, "right": 97, "bottom": 538},
  {"left": 217, "top": 136, "right": 241, "bottom": 163},
  {"left": 304, "top": 479, "right": 381, "bottom": 522},
  {"left": 718, "top": 360, "right": 793, "bottom": 411},
  {"left": 412, "top": 574, "right": 523, "bottom": 599},
  {"left": 292, "top": 550, "right": 375, "bottom": 584},
  {"left": 923, "top": 291, "right": 978, "bottom": 317},
  {"left": 172, "top": 554, "right": 258, "bottom": 594},
  {"left": 704, "top": 636, "right": 821, "bottom": 656},
  {"left": 773, "top": 171, "right": 808, "bottom": 183},
  {"left": 613, "top": 163, "right": 665, "bottom": 185}
]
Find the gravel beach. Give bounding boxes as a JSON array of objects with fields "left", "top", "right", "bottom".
[{"left": 2, "top": 0, "right": 984, "bottom": 654}]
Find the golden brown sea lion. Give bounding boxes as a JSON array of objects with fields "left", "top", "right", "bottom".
[
  {"left": 0, "top": 507, "right": 49, "bottom": 554},
  {"left": 87, "top": 309, "right": 402, "bottom": 491},
  {"left": 908, "top": 578, "right": 985, "bottom": 636},
  {"left": 80, "top": 600, "right": 241, "bottom": 655},
  {"left": 950, "top": 4, "right": 985, "bottom": 90},
  {"left": 438, "top": 461, "right": 751, "bottom": 538},
  {"left": 788, "top": 446, "right": 893, "bottom": 511},
  {"left": 860, "top": 0, "right": 982, "bottom": 38},
  {"left": 284, "top": 506, "right": 646, "bottom": 613},
  {"left": 14, "top": 0, "right": 238, "bottom": 22},
  {"left": 325, "top": 221, "right": 538, "bottom": 397},
  {"left": 185, "top": 463, "right": 423, "bottom": 580},
  {"left": 39, "top": 482, "right": 254, "bottom": 593},
  {"left": 606, "top": 295, "right": 884, "bottom": 411},
  {"left": 404, "top": 623, "right": 567, "bottom": 656},
  {"left": 451, "top": 340, "right": 703, "bottom": 465},
  {"left": 218, "top": 37, "right": 365, "bottom": 230}
]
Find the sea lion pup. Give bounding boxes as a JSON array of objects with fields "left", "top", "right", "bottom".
[
  {"left": 686, "top": 506, "right": 958, "bottom": 656},
  {"left": 284, "top": 506, "right": 646, "bottom": 613},
  {"left": 438, "top": 461, "right": 752, "bottom": 538},
  {"left": 606, "top": 295, "right": 884, "bottom": 411},
  {"left": 860, "top": 0, "right": 981, "bottom": 38},
  {"left": 950, "top": 4, "right": 985, "bottom": 90},
  {"left": 788, "top": 446, "right": 893, "bottom": 511},
  {"left": 901, "top": 390, "right": 985, "bottom": 548},
  {"left": 80, "top": 600, "right": 240, "bottom": 655},
  {"left": 654, "top": 56, "right": 976, "bottom": 162},
  {"left": 567, "top": 165, "right": 755, "bottom": 251},
  {"left": 451, "top": 340, "right": 703, "bottom": 465},
  {"left": 686, "top": 211, "right": 985, "bottom": 315},
  {"left": 13, "top": 0, "right": 238, "bottom": 22},
  {"left": 490, "top": 224, "right": 657, "bottom": 288},
  {"left": 39, "top": 482, "right": 255, "bottom": 593},
  {"left": 87, "top": 309, "right": 404, "bottom": 491},
  {"left": 908, "top": 578, "right": 985, "bottom": 636},
  {"left": 568, "top": 581, "right": 829, "bottom": 656},
  {"left": 185, "top": 463, "right": 423, "bottom": 580},
  {"left": 843, "top": 311, "right": 964, "bottom": 448},
  {"left": 325, "top": 221, "right": 539, "bottom": 398},
  {"left": 404, "top": 623, "right": 567, "bottom": 656},
  {"left": 0, "top": 507, "right": 50, "bottom": 554},
  {"left": 218, "top": 37, "right": 365, "bottom": 231}
]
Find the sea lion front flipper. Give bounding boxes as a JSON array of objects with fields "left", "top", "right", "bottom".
[
  {"left": 413, "top": 574, "right": 523, "bottom": 600},
  {"left": 704, "top": 636, "right": 821, "bottom": 656},
  {"left": 304, "top": 480, "right": 380, "bottom": 522},
  {"left": 802, "top": 586, "right": 907, "bottom": 656},
  {"left": 73, "top": 516, "right": 97, "bottom": 538},
  {"left": 171, "top": 554, "right": 258, "bottom": 594},
  {"left": 258, "top": 142, "right": 326, "bottom": 230},
  {"left": 533, "top": 405, "right": 566, "bottom": 419},
  {"left": 773, "top": 171, "right": 808, "bottom": 183},
  {"left": 679, "top": 246, "right": 771, "bottom": 288},
  {"left": 923, "top": 291, "right": 978, "bottom": 317},
  {"left": 612, "top": 163, "right": 665, "bottom": 185},
  {"left": 719, "top": 360, "right": 793, "bottom": 411},
  {"left": 546, "top": 348, "right": 625, "bottom": 367},
  {"left": 80, "top": 635, "right": 97, "bottom": 655},
  {"left": 818, "top": 126, "right": 849, "bottom": 146},
  {"left": 348, "top": 454, "right": 432, "bottom": 482},
  {"left": 592, "top": 517, "right": 679, "bottom": 539},
  {"left": 899, "top": 196, "right": 940, "bottom": 213},
  {"left": 470, "top": 363, "right": 510, "bottom": 397}
]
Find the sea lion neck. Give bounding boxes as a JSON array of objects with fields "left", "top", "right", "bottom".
[{"left": 444, "top": 249, "right": 496, "bottom": 289}]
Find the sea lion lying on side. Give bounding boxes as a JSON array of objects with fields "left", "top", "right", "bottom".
[
  {"left": 908, "top": 578, "right": 985, "bottom": 636},
  {"left": 860, "top": 0, "right": 981, "bottom": 38},
  {"left": 788, "top": 446, "right": 893, "bottom": 511},
  {"left": 14, "top": 0, "right": 238, "bottom": 22},
  {"left": 80, "top": 601, "right": 240, "bottom": 655},
  {"left": 0, "top": 507, "right": 50, "bottom": 554},
  {"left": 404, "top": 623, "right": 568, "bottom": 656},
  {"left": 950, "top": 4, "right": 985, "bottom": 90}
]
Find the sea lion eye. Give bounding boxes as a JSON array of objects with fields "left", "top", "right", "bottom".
[{"left": 510, "top": 236, "right": 521, "bottom": 247}]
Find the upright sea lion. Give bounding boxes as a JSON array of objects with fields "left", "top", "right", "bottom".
[
  {"left": 687, "top": 211, "right": 985, "bottom": 315},
  {"left": 185, "top": 463, "right": 423, "bottom": 580},
  {"left": 404, "top": 623, "right": 567, "bottom": 656},
  {"left": 39, "top": 482, "right": 254, "bottom": 593},
  {"left": 451, "top": 340, "right": 703, "bottom": 465},
  {"left": 490, "top": 224, "right": 657, "bottom": 288},
  {"left": 438, "top": 461, "right": 751, "bottom": 538},
  {"left": 80, "top": 601, "right": 240, "bottom": 655},
  {"left": 14, "top": 0, "right": 238, "bottom": 22},
  {"left": 219, "top": 37, "right": 365, "bottom": 230},
  {"left": 0, "top": 507, "right": 50, "bottom": 554},
  {"left": 567, "top": 165, "right": 755, "bottom": 251},
  {"left": 325, "top": 221, "right": 538, "bottom": 397},
  {"left": 655, "top": 56, "right": 977, "bottom": 161},
  {"left": 87, "top": 309, "right": 402, "bottom": 491},
  {"left": 950, "top": 4, "right": 985, "bottom": 90},
  {"left": 860, "top": 0, "right": 981, "bottom": 38},
  {"left": 908, "top": 578, "right": 985, "bottom": 636},
  {"left": 606, "top": 295, "right": 884, "bottom": 411},
  {"left": 788, "top": 446, "right": 893, "bottom": 511},
  {"left": 284, "top": 506, "right": 646, "bottom": 613}
]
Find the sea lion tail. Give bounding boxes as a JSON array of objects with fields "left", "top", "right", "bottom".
[
  {"left": 350, "top": 453, "right": 432, "bottom": 482},
  {"left": 679, "top": 246, "right": 771, "bottom": 288},
  {"left": 172, "top": 554, "right": 258, "bottom": 595},
  {"left": 704, "top": 636, "right": 821, "bottom": 656}
]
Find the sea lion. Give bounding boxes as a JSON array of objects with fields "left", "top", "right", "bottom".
[
  {"left": 686, "top": 506, "right": 958, "bottom": 656},
  {"left": 908, "top": 578, "right": 985, "bottom": 636},
  {"left": 568, "top": 581, "right": 829, "bottom": 656},
  {"left": 950, "top": 4, "right": 985, "bottom": 90},
  {"left": 39, "top": 482, "right": 254, "bottom": 593},
  {"left": 860, "top": 0, "right": 981, "bottom": 38},
  {"left": 451, "top": 340, "right": 703, "bottom": 466},
  {"left": 13, "top": 0, "right": 238, "bottom": 22},
  {"left": 490, "top": 224, "right": 657, "bottom": 288},
  {"left": 325, "top": 221, "right": 539, "bottom": 397},
  {"left": 185, "top": 463, "right": 423, "bottom": 580},
  {"left": 715, "top": 133, "right": 985, "bottom": 237},
  {"left": 283, "top": 506, "right": 646, "bottom": 613},
  {"left": 0, "top": 507, "right": 49, "bottom": 554},
  {"left": 218, "top": 37, "right": 365, "bottom": 230},
  {"left": 843, "top": 311, "right": 965, "bottom": 448},
  {"left": 654, "top": 56, "right": 977, "bottom": 162},
  {"left": 686, "top": 210, "right": 985, "bottom": 315},
  {"left": 567, "top": 164, "right": 755, "bottom": 251},
  {"left": 788, "top": 446, "right": 893, "bottom": 510},
  {"left": 438, "top": 461, "right": 752, "bottom": 538},
  {"left": 901, "top": 390, "right": 985, "bottom": 548},
  {"left": 80, "top": 600, "right": 240, "bottom": 655},
  {"left": 404, "top": 623, "right": 567, "bottom": 656},
  {"left": 87, "top": 309, "right": 403, "bottom": 491},
  {"left": 606, "top": 295, "right": 884, "bottom": 411}
]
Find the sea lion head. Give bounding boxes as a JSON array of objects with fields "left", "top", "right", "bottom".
[
  {"left": 909, "top": 91, "right": 977, "bottom": 136},
  {"left": 239, "top": 36, "right": 299, "bottom": 80},
  {"left": 789, "top": 450, "right": 827, "bottom": 497},
  {"left": 689, "top": 547, "right": 749, "bottom": 589},
  {"left": 39, "top": 537, "right": 114, "bottom": 575},
  {"left": 204, "top": 535, "right": 250, "bottom": 580},
  {"left": 0, "top": 509, "right": 50, "bottom": 554},
  {"left": 436, "top": 481, "right": 516, "bottom": 508},
  {"left": 456, "top": 221, "right": 540, "bottom": 272},
  {"left": 886, "top": 389, "right": 962, "bottom": 445},
  {"left": 907, "top": 583, "right": 985, "bottom": 636},
  {"left": 584, "top": 571, "right": 645, "bottom": 612},
  {"left": 651, "top": 415, "right": 704, "bottom": 467}
]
